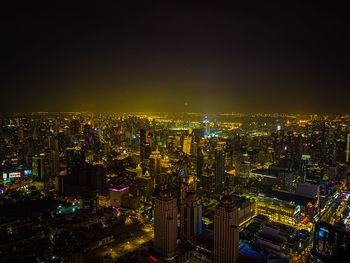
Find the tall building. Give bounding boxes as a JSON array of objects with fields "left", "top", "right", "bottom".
[
  {"left": 149, "top": 149, "right": 162, "bottom": 186},
  {"left": 203, "top": 116, "right": 210, "bottom": 137},
  {"left": 215, "top": 142, "right": 226, "bottom": 194},
  {"left": 214, "top": 195, "right": 239, "bottom": 263},
  {"left": 83, "top": 123, "right": 92, "bottom": 142},
  {"left": 140, "top": 129, "right": 146, "bottom": 162},
  {"left": 154, "top": 190, "right": 178, "bottom": 258},
  {"left": 346, "top": 133, "right": 350, "bottom": 163},
  {"left": 44, "top": 150, "right": 59, "bottom": 182},
  {"left": 183, "top": 135, "right": 192, "bottom": 155},
  {"left": 278, "top": 170, "right": 294, "bottom": 193},
  {"left": 70, "top": 119, "right": 80, "bottom": 136},
  {"left": 32, "top": 155, "right": 45, "bottom": 181},
  {"left": 180, "top": 190, "right": 202, "bottom": 240}
]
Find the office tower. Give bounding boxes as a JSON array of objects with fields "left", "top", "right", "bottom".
[
  {"left": 32, "top": 155, "right": 45, "bottom": 181},
  {"left": 278, "top": 170, "right": 294, "bottom": 193},
  {"left": 83, "top": 123, "right": 92, "bottom": 142},
  {"left": 66, "top": 147, "right": 85, "bottom": 180},
  {"left": 214, "top": 195, "right": 239, "bottom": 263},
  {"left": 140, "top": 129, "right": 146, "bottom": 162},
  {"left": 149, "top": 149, "right": 162, "bottom": 186},
  {"left": 215, "top": 142, "right": 226, "bottom": 194},
  {"left": 154, "top": 190, "right": 178, "bottom": 258},
  {"left": 180, "top": 190, "right": 202, "bottom": 240},
  {"left": 44, "top": 150, "right": 59, "bottom": 182},
  {"left": 203, "top": 116, "right": 210, "bottom": 137},
  {"left": 346, "top": 134, "right": 350, "bottom": 163},
  {"left": 196, "top": 150, "right": 203, "bottom": 183},
  {"left": 136, "top": 163, "right": 142, "bottom": 177},
  {"left": 33, "top": 126, "right": 38, "bottom": 141},
  {"left": 183, "top": 135, "right": 192, "bottom": 155},
  {"left": 136, "top": 170, "right": 153, "bottom": 201},
  {"left": 70, "top": 119, "right": 80, "bottom": 136}
]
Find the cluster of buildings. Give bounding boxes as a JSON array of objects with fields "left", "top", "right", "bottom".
[{"left": 1, "top": 112, "right": 350, "bottom": 262}]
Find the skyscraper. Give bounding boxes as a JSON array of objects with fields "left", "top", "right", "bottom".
[
  {"left": 203, "top": 116, "right": 210, "bottom": 137},
  {"left": 215, "top": 142, "right": 226, "bottom": 194},
  {"left": 180, "top": 190, "right": 202, "bottom": 240},
  {"left": 214, "top": 195, "right": 239, "bottom": 263},
  {"left": 154, "top": 190, "right": 178, "bottom": 258},
  {"left": 149, "top": 149, "right": 162, "bottom": 186},
  {"left": 140, "top": 129, "right": 146, "bottom": 162},
  {"left": 32, "top": 155, "right": 45, "bottom": 181}
]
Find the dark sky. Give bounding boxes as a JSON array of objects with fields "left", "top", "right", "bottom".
[{"left": 1, "top": 2, "right": 349, "bottom": 113}]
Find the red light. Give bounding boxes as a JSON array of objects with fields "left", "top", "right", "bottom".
[
  {"left": 149, "top": 255, "right": 157, "bottom": 262},
  {"left": 116, "top": 131, "right": 120, "bottom": 135}
]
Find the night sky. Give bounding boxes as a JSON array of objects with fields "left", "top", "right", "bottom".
[{"left": 1, "top": 2, "right": 349, "bottom": 113}]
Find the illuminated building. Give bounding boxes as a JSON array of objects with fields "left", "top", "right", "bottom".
[
  {"left": 154, "top": 190, "right": 178, "bottom": 258},
  {"left": 32, "top": 155, "right": 45, "bottom": 181},
  {"left": 277, "top": 170, "right": 295, "bottom": 192},
  {"left": 203, "top": 116, "right": 210, "bottom": 137},
  {"left": 214, "top": 195, "right": 239, "bottom": 263},
  {"left": 346, "top": 133, "right": 350, "bottom": 163},
  {"left": 312, "top": 191, "right": 350, "bottom": 261},
  {"left": 183, "top": 135, "right": 192, "bottom": 155},
  {"left": 140, "top": 128, "right": 146, "bottom": 162},
  {"left": 136, "top": 170, "right": 153, "bottom": 201},
  {"left": 136, "top": 163, "right": 142, "bottom": 177},
  {"left": 65, "top": 147, "right": 85, "bottom": 177},
  {"left": 215, "top": 142, "right": 226, "bottom": 194},
  {"left": 180, "top": 190, "right": 202, "bottom": 240},
  {"left": 70, "top": 119, "right": 80, "bottom": 136},
  {"left": 149, "top": 149, "right": 162, "bottom": 186},
  {"left": 44, "top": 150, "right": 59, "bottom": 182},
  {"left": 110, "top": 186, "right": 130, "bottom": 208},
  {"left": 243, "top": 191, "right": 317, "bottom": 228},
  {"left": 160, "top": 158, "right": 172, "bottom": 186},
  {"left": 231, "top": 195, "right": 256, "bottom": 225},
  {"left": 83, "top": 123, "right": 92, "bottom": 142}
]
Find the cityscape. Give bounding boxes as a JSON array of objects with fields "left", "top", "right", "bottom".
[{"left": 1, "top": 3, "right": 350, "bottom": 263}]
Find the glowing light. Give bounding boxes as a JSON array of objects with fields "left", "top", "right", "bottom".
[
  {"left": 149, "top": 255, "right": 158, "bottom": 262},
  {"left": 109, "top": 186, "right": 130, "bottom": 192}
]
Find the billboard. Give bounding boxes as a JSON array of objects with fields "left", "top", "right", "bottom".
[
  {"left": 9, "top": 172, "right": 21, "bottom": 178},
  {"left": 24, "top": 170, "right": 32, "bottom": 175}
]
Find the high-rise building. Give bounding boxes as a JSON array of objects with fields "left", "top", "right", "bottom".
[
  {"left": 215, "top": 142, "right": 226, "bottom": 194},
  {"left": 140, "top": 129, "right": 146, "bottom": 162},
  {"left": 70, "top": 119, "right": 80, "bottom": 136},
  {"left": 180, "top": 190, "right": 202, "bottom": 240},
  {"left": 32, "top": 155, "right": 45, "bottom": 181},
  {"left": 136, "top": 170, "right": 153, "bottom": 201},
  {"left": 83, "top": 123, "right": 92, "bottom": 142},
  {"left": 149, "top": 149, "right": 162, "bottom": 186},
  {"left": 214, "top": 195, "right": 239, "bottom": 263},
  {"left": 65, "top": 147, "right": 85, "bottom": 187},
  {"left": 183, "top": 135, "right": 192, "bottom": 155},
  {"left": 278, "top": 170, "right": 295, "bottom": 193},
  {"left": 203, "top": 116, "right": 210, "bottom": 137},
  {"left": 44, "top": 150, "right": 59, "bottom": 182},
  {"left": 154, "top": 190, "right": 178, "bottom": 258},
  {"left": 346, "top": 134, "right": 350, "bottom": 163}
]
